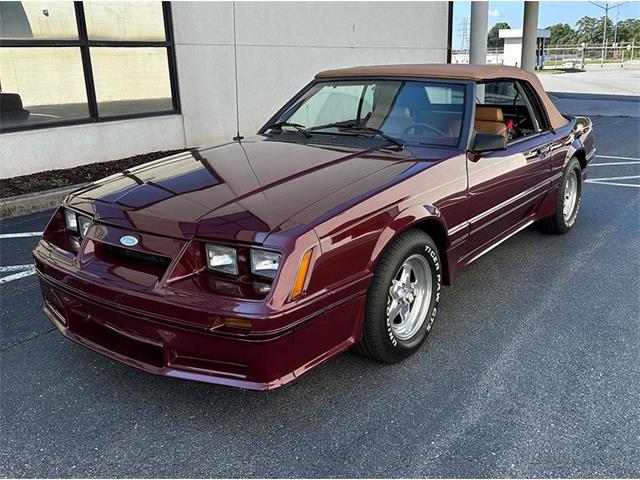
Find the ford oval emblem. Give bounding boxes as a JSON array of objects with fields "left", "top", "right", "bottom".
[{"left": 120, "top": 235, "right": 138, "bottom": 247}]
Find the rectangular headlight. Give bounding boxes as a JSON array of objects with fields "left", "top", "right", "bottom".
[
  {"left": 250, "top": 249, "right": 282, "bottom": 279},
  {"left": 64, "top": 208, "right": 92, "bottom": 237},
  {"left": 206, "top": 244, "right": 238, "bottom": 275},
  {"left": 64, "top": 208, "right": 78, "bottom": 230},
  {"left": 77, "top": 214, "right": 92, "bottom": 237}
]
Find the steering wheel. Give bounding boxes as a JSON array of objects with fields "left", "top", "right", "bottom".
[{"left": 403, "top": 123, "right": 447, "bottom": 136}]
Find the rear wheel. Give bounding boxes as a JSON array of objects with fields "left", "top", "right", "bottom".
[
  {"left": 540, "top": 157, "right": 582, "bottom": 234},
  {"left": 356, "top": 229, "right": 442, "bottom": 363}
]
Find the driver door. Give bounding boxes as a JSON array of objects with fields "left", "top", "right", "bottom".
[{"left": 462, "top": 80, "right": 553, "bottom": 262}]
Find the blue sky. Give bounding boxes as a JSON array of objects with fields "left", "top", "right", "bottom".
[{"left": 452, "top": 1, "right": 640, "bottom": 49}]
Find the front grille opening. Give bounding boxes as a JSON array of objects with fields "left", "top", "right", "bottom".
[{"left": 96, "top": 243, "right": 172, "bottom": 278}]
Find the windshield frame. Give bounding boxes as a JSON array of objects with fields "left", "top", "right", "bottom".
[{"left": 259, "top": 76, "right": 475, "bottom": 150}]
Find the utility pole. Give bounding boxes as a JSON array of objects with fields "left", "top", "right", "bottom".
[
  {"left": 589, "top": 2, "right": 629, "bottom": 67},
  {"left": 602, "top": 2, "right": 608, "bottom": 66},
  {"left": 459, "top": 18, "right": 470, "bottom": 62},
  {"left": 613, "top": 3, "right": 620, "bottom": 45}
]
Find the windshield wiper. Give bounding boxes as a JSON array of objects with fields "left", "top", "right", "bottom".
[
  {"left": 264, "top": 121, "right": 311, "bottom": 138},
  {"left": 309, "top": 121, "right": 404, "bottom": 147}
]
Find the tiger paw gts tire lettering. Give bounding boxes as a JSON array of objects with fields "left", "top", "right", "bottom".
[{"left": 358, "top": 229, "right": 442, "bottom": 363}]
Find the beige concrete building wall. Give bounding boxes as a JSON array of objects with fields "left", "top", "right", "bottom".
[
  {"left": 174, "top": 1, "right": 451, "bottom": 147},
  {"left": 1, "top": 1, "right": 450, "bottom": 179}
]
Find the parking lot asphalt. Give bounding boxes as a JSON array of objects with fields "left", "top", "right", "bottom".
[{"left": 1, "top": 116, "right": 639, "bottom": 478}]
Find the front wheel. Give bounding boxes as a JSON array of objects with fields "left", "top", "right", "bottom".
[
  {"left": 356, "top": 229, "right": 442, "bottom": 363},
  {"left": 540, "top": 156, "right": 582, "bottom": 234}
]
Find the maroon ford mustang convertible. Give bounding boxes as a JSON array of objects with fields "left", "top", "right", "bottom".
[{"left": 34, "top": 64, "right": 595, "bottom": 390}]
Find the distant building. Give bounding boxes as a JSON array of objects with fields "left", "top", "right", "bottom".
[{"left": 499, "top": 28, "right": 550, "bottom": 68}]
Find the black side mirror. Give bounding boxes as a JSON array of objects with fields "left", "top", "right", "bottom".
[{"left": 472, "top": 133, "right": 506, "bottom": 153}]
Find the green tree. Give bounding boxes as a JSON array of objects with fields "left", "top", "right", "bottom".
[
  {"left": 576, "top": 16, "right": 598, "bottom": 44},
  {"left": 576, "top": 15, "right": 614, "bottom": 45},
  {"left": 548, "top": 23, "right": 578, "bottom": 45},
  {"left": 615, "top": 18, "right": 640, "bottom": 43},
  {"left": 487, "top": 22, "right": 510, "bottom": 48}
]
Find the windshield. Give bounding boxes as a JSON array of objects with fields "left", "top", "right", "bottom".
[{"left": 274, "top": 80, "right": 466, "bottom": 147}]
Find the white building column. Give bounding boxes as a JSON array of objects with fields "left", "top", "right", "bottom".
[
  {"left": 521, "top": 1, "right": 540, "bottom": 71},
  {"left": 469, "top": 1, "right": 489, "bottom": 64}
]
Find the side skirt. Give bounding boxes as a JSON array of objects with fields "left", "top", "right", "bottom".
[{"left": 455, "top": 215, "right": 537, "bottom": 271}]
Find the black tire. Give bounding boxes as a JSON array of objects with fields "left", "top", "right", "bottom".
[
  {"left": 356, "top": 229, "right": 442, "bottom": 363},
  {"left": 540, "top": 156, "right": 582, "bottom": 234}
]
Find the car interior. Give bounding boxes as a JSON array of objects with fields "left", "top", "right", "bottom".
[
  {"left": 373, "top": 82, "right": 465, "bottom": 146},
  {"left": 282, "top": 79, "right": 546, "bottom": 148},
  {"left": 474, "top": 106, "right": 508, "bottom": 138},
  {"left": 375, "top": 80, "right": 545, "bottom": 146},
  {"left": 474, "top": 80, "right": 545, "bottom": 143}
]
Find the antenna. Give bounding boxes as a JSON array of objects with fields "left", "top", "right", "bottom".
[{"left": 232, "top": 1, "right": 243, "bottom": 141}]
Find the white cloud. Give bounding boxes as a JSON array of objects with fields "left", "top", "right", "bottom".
[{"left": 489, "top": 9, "right": 500, "bottom": 17}]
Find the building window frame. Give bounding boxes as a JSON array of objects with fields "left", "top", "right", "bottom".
[{"left": 0, "top": 1, "right": 180, "bottom": 133}]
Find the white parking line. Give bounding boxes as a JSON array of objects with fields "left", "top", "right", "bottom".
[
  {"left": 596, "top": 155, "right": 640, "bottom": 161},
  {"left": 0, "top": 265, "right": 35, "bottom": 273},
  {"left": 0, "top": 265, "right": 36, "bottom": 284},
  {"left": 586, "top": 173, "right": 640, "bottom": 188},
  {"left": 587, "top": 174, "right": 640, "bottom": 182},
  {"left": 590, "top": 162, "right": 640, "bottom": 167},
  {"left": 585, "top": 181, "right": 640, "bottom": 188},
  {"left": 0, "top": 231, "right": 43, "bottom": 239}
]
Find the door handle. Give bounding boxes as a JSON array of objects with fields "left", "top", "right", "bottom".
[{"left": 537, "top": 145, "right": 551, "bottom": 156}]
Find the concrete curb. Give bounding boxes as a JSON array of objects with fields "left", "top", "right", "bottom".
[{"left": 1, "top": 183, "right": 89, "bottom": 219}]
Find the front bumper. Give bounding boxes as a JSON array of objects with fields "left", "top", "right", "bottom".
[{"left": 35, "top": 243, "right": 366, "bottom": 390}]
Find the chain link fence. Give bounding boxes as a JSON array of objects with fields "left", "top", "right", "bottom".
[
  {"left": 452, "top": 42, "right": 637, "bottom": 69},
  {"left": 544, "top": 42, "right": 637, "bottom": 69}
]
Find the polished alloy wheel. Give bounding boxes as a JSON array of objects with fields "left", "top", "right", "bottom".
[
  {"left": 386, "top": 254, "right": 432, "bottom": 340},
  {"left": 562, "top": 169, "right": 579, "bottom": 222}
]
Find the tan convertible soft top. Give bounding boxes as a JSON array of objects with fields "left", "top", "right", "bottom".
[{"left": 316, "top": 64, "right": 568, "bottom": 130}]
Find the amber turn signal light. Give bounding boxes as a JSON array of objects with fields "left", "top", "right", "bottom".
[
  {"left": 223, "top": 317, "right": 252, "bottom": 330},
  {"left": 291, "top": 249, "right": 313, "bottom": 299}
]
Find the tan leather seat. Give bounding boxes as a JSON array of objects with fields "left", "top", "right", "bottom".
[{"left": 475, "top": 106, "right": 507, "bottom": 138}]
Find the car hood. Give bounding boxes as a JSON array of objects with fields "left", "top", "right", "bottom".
[{"left": 67, "top": 137, "right": 430, "bottom": 243}]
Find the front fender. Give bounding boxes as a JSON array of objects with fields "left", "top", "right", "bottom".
[
  {"left": 565, "top": 116, "right": 594, "bottom": 170},
  {"left": 567, "top": 138, "right": 586, "bottom": 167},
  {"left": 367, "top": 203, "right": 449, "bottom": 275}
]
